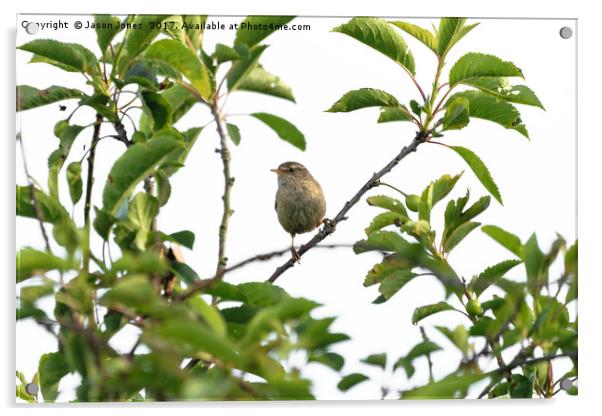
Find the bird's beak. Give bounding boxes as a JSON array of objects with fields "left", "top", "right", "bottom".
[{"left": 270, "top": 168, "right": 280, "bottom": 174}]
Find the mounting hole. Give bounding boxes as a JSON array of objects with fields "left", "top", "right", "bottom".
[
  {"left": 25, "top": 22, "right": 39, "bottom": 35},
  {"left": 25, "top": 383, "right": 39, "bottom": 395},
  {"left": 559, "top": 26, "right": 573, "bottom": 39}
]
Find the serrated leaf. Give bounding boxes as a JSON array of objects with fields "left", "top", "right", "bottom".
[
  {"left": 19, "top": 39, "right": 98, "bottom": 75},
  {"left": 213, "top": 43, "right": 240, "bottom": 64},
  {"left": 145, "top": 38, "right": 213, "bottom": 100},
  {"left": 447, "top": 90, "right": 528, "bottom": 138},
  {"left": 364, "top": 212, "right": 407, "bottom": 236},
  {"left": 471, "top": 259, "right": 522, "bottom": 297},
  {"left": 436, "top": 18, "right": 478, "bottom": 57},
  {"left": 379, "top": 269, "right": 417, "bottom": 300},
  {"left": 354, "top": 231, "right": 410, "bottom": 254},
  {"left": 226, "top": 123, "right": 241, "bottom": 145},
  {"left": 463, "top": 77, "right": 544, "bottom": 109},
  {"left": 235, "top": 16, "right": 295, "bottom": 48},
  {"left": 16, "top": 85, "right": 84, "bottom": 111},
  {"left": 412, "top": 302, "right": 454, "bottom": 324},
  {"left": 38, "top": 352, "right": 69, "bottom": 402},
  {"left": 366, "top": 194, "right": 408, "bottom": 215},
  {"left": 361, "top": 353, "right": 387, "bottom": 369},
  {"left": 48, "top": 122, "right": 86, "bottom": 199},
  {"left": 523, "top": 233, "right": 544, "bottom": 286},
  {"left": 377, "top": 106, "right": 413, "bottom": 123},
  {"left": 227, "top": 44, "right": 268, "bottom": 92},
  {"left": 390, "top": 21, "right": 436, "bottom": 53},
  {"left": 102, "top": 131, "right": 182, "bottom": 215},
  {"left": 251, "top": 112, "right": 305, "bottom": 150},
  {"left": 333, "top": 17, "right": 415, "bottom": 74},
  {"left": 337, "top": 373, "right": 369, "bottom": 392},
  {"left": 127, "top": 192, "right": 160, "bottom": 251},
  {"left": 481, "top": 225, "right": 522, "bottom": 257},
  {"left": 442, "top": 96, "right": 470, "bottom": 130},
  {"left": 93, "top": 15, "right": 122, "bottom": 54},
  {"left": 122, "top": 15, "right": 170, "bottom": 64},
  {"left": 449, "top": 146, "right": 502, "bottom": 204},
  {"left": 406, "top": 340, "right": 442, "bottom": 361},
  {"left": 401, "top": 371, "right": 486, "bottom": 399},
  {"left": 141, "top": 91, "right": 173, "bottom": 131},
  {"left": 449, "top": 52, "right": 524, "bottom": 87},
  {"left": 444, "top": 221, "right": 481, "bottom": 253},
  {"left": 236, "top": 65, "right": 296, "bottom": 102},
  {"left": 159, "top": 126, "right": 203, "bottom": 176},
  {"left": 327, "top": 88, "right": 399, "bottom": 112}
]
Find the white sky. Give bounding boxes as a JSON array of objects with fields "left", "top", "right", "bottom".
[{"left": 16, "top": 15, "right": 576, "bottom": 401}]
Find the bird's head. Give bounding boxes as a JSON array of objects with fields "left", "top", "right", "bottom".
[{"left": 271, "top": 161, "right": 312, "bottom": 184}]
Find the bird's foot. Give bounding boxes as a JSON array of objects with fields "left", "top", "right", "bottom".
[{"left": 291, "top": 247, "right": 301, "bottom": 264}]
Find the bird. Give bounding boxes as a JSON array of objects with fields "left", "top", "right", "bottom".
[{"left": 271, "top": 161, "right": 327, "bottom": 263}]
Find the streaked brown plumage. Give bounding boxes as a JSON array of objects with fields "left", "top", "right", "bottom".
[{"left": 271, "top": 161, "right": 326, "bottom": 262}]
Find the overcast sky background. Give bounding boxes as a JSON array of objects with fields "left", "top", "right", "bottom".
[{"left": 16, "top": 15, "right": 576, "bottom": 401}]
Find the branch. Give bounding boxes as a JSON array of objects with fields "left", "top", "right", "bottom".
[
  {"left": 82, "top": 114, "right": 104, "bottom": 271},
  {"left": 212, "top": 103, "right": 234, "bottom": 275},
  {"left": 267, "top": 131, "right": 428, "bottom": 283}
]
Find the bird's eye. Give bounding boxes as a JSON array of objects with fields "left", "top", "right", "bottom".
[{"left": 288, "top": 167, "right": 294, "bottom": 172}]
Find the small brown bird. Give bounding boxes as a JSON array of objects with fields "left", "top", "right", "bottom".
[{"left": 271, "top": 161, "right": 327, "bottom": 263}]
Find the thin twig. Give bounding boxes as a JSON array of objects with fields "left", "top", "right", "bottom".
[
  {"left": 267, "top": 131, "right": 429, "bottom": 283},
  {"left": 420, "top": 327, "right": 435, "bottom": 383},
  {"left": 212, "top": 103, "right": 234, "bottom": 275},
  {"left": 83, "top": 114, "right": 104, "bottom": 271}
]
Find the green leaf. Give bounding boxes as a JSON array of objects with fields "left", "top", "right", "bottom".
[
  {"left": 353, "top": 230, "right": 410, "bottom": 254},
  {"left": 213, "top": 43, "right": 240, "bottom": 64},
  {"left": 361, "top": 353, "right": 387, "bottom": 369},
  {"left": 227, "top": 44, "right": 268, "bottom": 91},
  {"left": 123, "top": 15, "right": 170, "bottom": 64},
  {"left": 171, "top": 262, "right": 199, "bottom": 285},
  {"left": 38, "top": 352, "right": 69, "bottom": 402},
  {"left": 167, "top": 230, "right": 195, "bottom": 250},
  {"left": 16, "top": 85, "right": 84, "bottom": 111},
  {"left": 127, "top": 192, "right": 160, "bottom": 251},
  {"left": 142, "top": 320, "right": 240, "bottom": 366},
  {"left": 102, "top": 131, "right": 182, "bottom": 215},
  {"left": 390, "top": 21, "right": 436, "bottom": 53},
  {"left": 333, "top": 17, "right": 415, "bottom": 74},
  {"left": 93, "top": 15, "right": 122, "bottom": 54},
  {"left": 481, "top": 225, "right": 522, "bottom": 257},
  {"left": 377, "top": 106, "right": 413, "bottom": 123},
  {"left": 155, "top": 170, "right": 171, "bottom": 206},
  {"left": 337, "top": 373, "right": 369, "bottom": 392},
  {"left": 235, "top": 16, "right": 295, "bottom": 48},
  {"left": 141, "top": 91, "right": 173, "bottom": 131},
  {"left": 443, "top": 221, "right": 481, "bottom": 253},
  {"left": 226, "top": 123, "right": 241, "bottom": 145},
  {"left": 379, "top": 269, "right": 417, "bottom": 300},
  {"left": 436, "top": 18, "right": 478, "bottom": 57},
  {"left": 463, "top": 77, "right": 544, "bottom": 109},
  {"left": 448, "top": 145, "right": 502, "bottom": 204},
  {"left": 186, "top": 296, "right": 227, "bottom": 337},
  {"left": 327, "top": 88, "right": 399, "bottom": 112},
  {"left": 236, "top": 65, "right": 296, "bottom": 102},
  {"left": 442, "top": 96, "right": 469, "bottom": 130},
  {"left": 159, "top": 126, "right": 203, "bottom": 176},
  {"left": 182, "top": 15, "right": 207, "bottom": 49},
  {"left": 366, "top": 194, "right": 408, "bottom": 215},
  {"left": 449, "top": 52, "right": 524, "bottom": 87},
  {"left": 411, "top": 302, "right": 454, "bottom": 324},
  {"left": 48, "top": 122, "right": 86, "bottom": 199},
  {"left": 393, "top": 340, "right": 442, "bottom": 377},
  {"left": 434, "top": 325, "right": 468, "bottom": 354},
  {"left": 145, "top": 38, "right": 213, "bottom": 99},
  {"left": 17, "top": 248, "right": 73, "bottom": 283},
  {"left": 401, "top": 371, "right": 486, "bottom": 399},
  {"left": 509, "top": 374, "right": 534, "bottom": 398},
  {"left": 19, "top": 278, "right": 55, "bottom": 304},
  {"left": 523, "top": 233, "right": 544, "bottom": 286},
  {"left": 447, "top": 91, "right": 528, "bottom": 138},
  {"left": 365, "top": 212, "right": 406, "bottom": 236},
  {"left": 250, "top": 112, "right": 305, "bottom": 150},
  {"left": 471, "top": 259, "right": 522, "bottom": 297},
  {"left": 19, "top": 39, "right": 98, "bottom": 75},
  {"left": 308, "top": 352, "right": 345, "bottom": 372},
  {"left": 66, "top": 162, "right": 83, "bottom": 204}
]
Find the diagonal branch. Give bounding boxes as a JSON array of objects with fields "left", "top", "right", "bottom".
[{"left": 267, "top": 131, "right": 429, "bottom": 283}]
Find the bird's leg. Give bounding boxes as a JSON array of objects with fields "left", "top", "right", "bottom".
[
  {"left": 321, "top": 218, "right": 336, "bottom": 233},
  {"left": 290, "top": 234, "right": 301, "bottom": 264}
]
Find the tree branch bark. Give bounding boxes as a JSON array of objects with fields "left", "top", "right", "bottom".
[
  {"left": 212, "top": 103, "right": 234, "bottom": 275},
  {"left": 267, "top": 131, "right": 428, "bottom": 283},
  {"left": 82, "top": 114, "right": 104, "bottom": 271}
]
